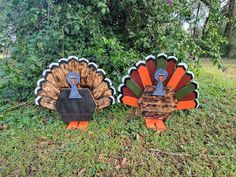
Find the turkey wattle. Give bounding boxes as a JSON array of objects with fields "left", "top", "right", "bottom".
[
  {"left": 117, "top": 53, "right": 199, "bottom": 131},
  {"left": 35, "top": 56, "right": 115, "bottom": 130}
]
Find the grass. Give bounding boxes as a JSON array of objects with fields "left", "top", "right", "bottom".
[{"left": 0, "top": 59, "right": 236, "bottom": 176}]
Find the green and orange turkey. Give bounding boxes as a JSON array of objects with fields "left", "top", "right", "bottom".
[
  {"left": 117, "top": 53, "right": 199, "bottom": 131},
  {"left": 35, "top": 56, "right": 115, "bottom": 130}
]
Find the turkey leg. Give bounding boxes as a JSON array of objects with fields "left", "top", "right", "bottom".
[
  {"left": 66, "top": 121, "right": 89, "bottom": 130},
  {"left": 145, "top": 118, "right": 167, "bottom": 131}
]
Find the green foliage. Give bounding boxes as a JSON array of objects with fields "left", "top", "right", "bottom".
[{"left": 0, "top": 0, "right": 225, "bottom": 101}]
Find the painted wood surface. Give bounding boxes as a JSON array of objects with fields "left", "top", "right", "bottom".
[{"left": 138, "top": 86, "right": 177, "bottom": 120}]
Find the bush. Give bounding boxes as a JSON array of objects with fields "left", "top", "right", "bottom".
[{"left": 0, "top": 0, "right": 225, "bottom": 102}]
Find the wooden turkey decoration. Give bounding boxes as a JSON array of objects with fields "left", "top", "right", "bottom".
[
  {"left": 117, "top": 53, "right": 199, "bottom": 131},
  {"left": 35, "top": 56, "right": 115, "bottom": 130}
]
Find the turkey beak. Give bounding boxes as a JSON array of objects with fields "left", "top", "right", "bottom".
[
  {"left": 71, "top": 78, "right": 75, "bottom": 85},
  {"left": 159, "top": 75, "right": 164, "bottom": 82}
]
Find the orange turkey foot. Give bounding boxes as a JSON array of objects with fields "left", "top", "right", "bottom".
[
  {"left": 66, "top": 121, "right": 89, "bottom": 130},
  {"left": 145, "top": 118, "right": 167, "bottom": 131}
]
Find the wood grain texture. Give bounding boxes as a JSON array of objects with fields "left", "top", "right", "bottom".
[
  {"left": 40, "top": 81, "right": 60, "bottom": 100},
  {"left": 68, "top": 59, "right": 77, "bottom": 72},
  {"left": 138, "top": 86, "right": 177, "bottom": 120},
  {"left": 39, "top": 97, "right": 56, "bottom": 110},
  {"left": 85, "top": 65, "right": 97, "bottom": 89},
  {"left": 92, "top": 72, "right": 104, "bottom": 89},
  {"left": 92, "top": 81, "right": 110, "bottom": 99},
  {"left": 43, "top": 71, "right": 59, "bottom": 89},
  {"left": 51, "top": 66, "right": 69, "bottom": 88},
  {"left": 96, "top": 97, "right": 112, "bottom": 109},
  {"left": 79, "top": 61, "right": 89, "bottom": 87},
  {"left": 59, "top": 60, "right": 70, "bottom": 77}
]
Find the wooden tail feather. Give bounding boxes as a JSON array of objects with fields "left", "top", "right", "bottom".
[
  {"left": 118, "top": 84, "right": 137, "bottom": 98},
  {"left": 175, "top": 81, "right": 199, "bottom": 100},
  {"left": 156, "top": 53, "right": 167, "bottom": 69},
  {"left": 164, "top": 56, "right": 178, "bottom": 86},
  {"left": 117, "top": 94, "right": 139, "bottom": 107},
  {"left": 175, "top": 71, "right": 194, "bottom": 91},
  {"left": 145, "top": 55, "right": 157, "bottom": 85},
  {"left": 35, "top": 96, "right": 56, "bottom": 110},
  {"left": 135, "top": 61, "right": 152, "bottom": 88},
  {"left": 167, "top": 63, "right": 187, "bottom": 90},
  {"left": 179, "top": 90, "right": 199, "bottom": 101},
  {"left": 128, "top": 67, "right": 144, "bottom": 89},
  {"left": 122, "top": 76, "right": 143, "bottom": 98},
  {"left": 42, "top": 69, "right": 59, "bottom": 89},
  {"left": 176, "top": 100, "right": 199, "bottom": 110}
]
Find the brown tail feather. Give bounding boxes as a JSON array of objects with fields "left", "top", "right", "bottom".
[
  {"left": 92, "top": 69, "right": 106, "bottom": 89},
  {"left": 85, "top": 63, "right": 98, "bottom": 89},
  {"left": 92, "top": 79, "right": 112, "bottom": 99},
  {"left": 37, "top": 79, "right": 60, "bottom": 100},
  {"left": 36, "top": 96, "right": 56, "bottom": 110},
  {"left": 42, "top": 69, "right": 59, "bottom": 89},
  {"left": 96, "top": 96, "right": 114, "bottom": 109},
  {"left": 49, "top": 63, "right": 69, "bottom": 88}
]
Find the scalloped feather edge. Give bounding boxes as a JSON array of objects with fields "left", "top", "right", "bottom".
[
  {"left": 135, "top": 60, "right": 146, "bottom": 67},
  {"left": 177, "top": 63, "right": 188, "bottom": 70},
  {"left": 88, "top": 62, "right": 98, "bottom": 69},
  {"left": 104, "top": 78, "right": 112, "bottom": 86},
  {"left": 78, "top": 57, "right": 89, "bottom": 63},
  {"left": 167, "top": 56, "right": 178, "bottom": 61},
  {"left": 191, "top": 81, "right": 199, "bottom": 89},
  {"left": 110, "top": 86, "right": 116, "bottom": 95},
  {"left": 117, "top": 94, "right": 123, "bottom": 103},
  {"left": 68, "top": 55, "right": 78, "bottom": 61},
  {"left": 34, "top": 87, "right": 41, "bottom": 95},
  {"left": 37, "top": 78, "right": 46, "bottom": 87},
  {"left": 128, "top": 66, "right": 137, "bottom": 75},
  {"left": 118, "top": 83, "right": 125, "bottom": 93},
  {"left": 109, "top": 96, "right": 115, "bottom": 104},
  {"left": 157, "top": 53, "right": 168, "bottom": 59},
  {"left": 122, "top": 75, "right": 130, "bottom": 84},
  {"left": 186, "top": 71, "right": 195, "bottom": 79},
  {"left": 145, "top": 54, "right": 156, "bottom": 60},
  {"left": 35, "top": 96, "right": 41, "bottom": 105}
]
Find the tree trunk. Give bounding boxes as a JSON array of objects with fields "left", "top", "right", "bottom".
[
  {"left": 193, "top": 2, "right": 201, "bottom": 38},
  {"left": 224, "top": 0, "right": 235, "bottom": 38}
]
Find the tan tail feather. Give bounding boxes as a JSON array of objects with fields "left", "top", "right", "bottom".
[
  {"left": 68, "top": 59, "right": 78, "bottom": 72},
  {"left": 96, "top": 97, "right": 112, "bottom": 109},
  {"left": 100, "top": 89, "right": 113, "bottom": 98},
  {"left": 92, "top": 73, "right": 104, "bottom": 89},
  {"left": 40, "top": 81, "right": 60, "bottom": 100},
  {"left": 51, "top": 67, "right": 69, "bottom": 88},
  {"left": 39, "top": 97, "right": 56, "bottom": 110},
  {"left": 43, "top": 71, "right": 59, "bottom": 89},
  {"left": 92, "top": 81, "right": 110, "bottom": 99},
  {"left": 59, "top": 62, "right": 70, "bottom": 77},
  {"left": 79, "top": 62, "right": 89, "bottom": 87},
  {"left": 85, "top": 65, "right": 97, "bottom": 89}
]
